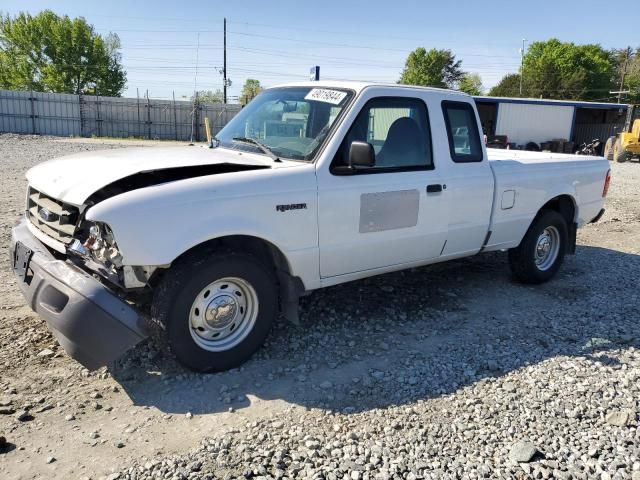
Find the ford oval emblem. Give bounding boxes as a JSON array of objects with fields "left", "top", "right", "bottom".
[{"left": 38, "top": 207, "right": 54, "bottom": 222}]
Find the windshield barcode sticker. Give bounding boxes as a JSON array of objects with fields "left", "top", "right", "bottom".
[{"left": 304, "top": 89, "right": 347, "bottom": 105}]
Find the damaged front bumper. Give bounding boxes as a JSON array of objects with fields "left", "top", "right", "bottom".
[{"left": 9, "top": 218, "right": 148, "bottom": 370}]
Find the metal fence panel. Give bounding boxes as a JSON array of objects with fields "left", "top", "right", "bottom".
[
  {"left": 0, "top": 90, "right": 32, "bottom": 134},
  {"left": 34, "top": 91, "right": 81, "bottom": 136},
  {"left": 0, "top": 88, "right": 241, "bottom": 141},
  {"left": 201, "top": 104, "right": 239, "bottom": 137}
]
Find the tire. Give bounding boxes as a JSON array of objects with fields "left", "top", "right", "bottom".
[
  {"left": 613, "top": 139, "right": 628, "bottom": 163},
  {"left": 508, "top": 210, "right": 568, "bottom": 284},
  {"left": 151, "top": 250, "right": 278, "bottom": 372},
  {"left": 604, "top": 137, "right": 614, "bottom": 161}
]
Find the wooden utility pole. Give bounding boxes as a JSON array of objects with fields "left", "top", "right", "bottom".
[
  {"left": 172, "top": 91, "right": 178, "bottom": 140},
  {"left": 146, "top": 89, "right": 151, "bottom": 140},
  {"left": 618, "top": 47, "right": 632, "bottom": 104},
  {"left": 223, "top": 18, "right": 227, "bottom": 104},
  {"left": 136, "top": 88, "right": 141, "bottom": 135},
  {"left": 519, "top": 39, "right": 527, "bottom": 96},
  {"left": 190, "top": 33, "right": 200, "bottom": 143}
]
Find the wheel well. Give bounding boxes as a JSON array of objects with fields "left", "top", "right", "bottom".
[
  {"left": 151, "top": 235, "right": 305, "bottom": 300},
  {"left": 539, "top": 195, "right": 577, "bottom": 254},
  {"left": 540, "top": 195, "right": 576, "bottom": 225},
  {"left": 173, "top": 235, "right": 291, "bottom": 274}
]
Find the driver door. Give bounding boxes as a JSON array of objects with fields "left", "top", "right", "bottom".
[{"left": 317, "top": 95, "right": 449, "bottom": 278}]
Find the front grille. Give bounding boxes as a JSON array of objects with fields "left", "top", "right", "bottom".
[{"left": 26, "top": 187, "right": 80, "bottom": 244}]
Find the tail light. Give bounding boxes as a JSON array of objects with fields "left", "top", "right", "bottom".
[{"left": 602, "top": 169, "right": 611, "bottom": 197}]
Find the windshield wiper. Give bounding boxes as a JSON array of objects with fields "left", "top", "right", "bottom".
[{"left": 232, "top": 137, "right": 281, "bottom": 162}]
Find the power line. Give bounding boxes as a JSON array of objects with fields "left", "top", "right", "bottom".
[
  {"left": 97, "top": 28, "right": 222, "bottom": 33},
  {"left": 52, "top": 15, "right": 549, "bottom": 96},
  {"left": 95, "top": 18, "right": 524, "bottom": 50},
  {"left": 119, "top": 40, "right": 520, "bottom": 60},
  {"left": 23, "top": 63, "right": 515, "bottom": 71},
  {"left": 227, "top": 20, "right": 523, "bottom": 48},
  {"left": 88, "top": 13, "right": 518, "bottom": 49},
  {"left": 114, "top": 59, "right": 520, "bottom": 71},
  {"left": 227, "top": 29, "right": 521, "bottom": 57}
]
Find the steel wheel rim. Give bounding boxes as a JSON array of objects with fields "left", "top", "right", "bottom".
[
  {"left": 189, "top": 277, "right": 259, "bottom": 352},
  {"left": 534, "top": 226, "right": 560, "bottom": 271}
]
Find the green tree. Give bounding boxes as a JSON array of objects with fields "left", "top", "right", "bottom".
[
  {"left": 240, "top": 79, "right": 263, "bottom": 105},
  {"left": 458, "top": 73, "right": 483, "bottom": 96},
  {"left": 488, "top": 73, "right": 522, "bottom": 97},
  {"left": 398, "top": 48, "right": 465, "bottom": 88},
  {"left": 193, "top": 89, "right": 224, "bottom": 104},
  {"left": 0, "top": 10, "right": 126, "bottom": 95},
  {"left": 625, "top": 54, "right": 640, "bottom": 104},
  {"left": 521, "top": 39, "right": 613, "bottom": 100},
  {"left": 612, "top": 47, "right": 640, "bottom": 103}
]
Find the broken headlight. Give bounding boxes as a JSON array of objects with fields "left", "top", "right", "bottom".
[
  {"left": 68, "top": 222, "right": 156, "bottom": 289},
  {"left": 69, "top": 221, "right": 123, "bottom": 269}
]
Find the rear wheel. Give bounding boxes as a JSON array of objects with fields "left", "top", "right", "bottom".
[
  {"left": 508, "top": 210, "right": 568, "bottom": 284},
  {"left": 151, "top": 250, "right": 278, "bottom": 372},
  {"left": 603, "top": 137, "right": 615, "bottom": 161}
]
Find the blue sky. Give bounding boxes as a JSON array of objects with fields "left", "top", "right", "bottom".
[{"left": 1, "top": 0, "right": 631, "bottom": 101}]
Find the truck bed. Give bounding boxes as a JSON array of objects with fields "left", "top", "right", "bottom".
[
  {"left": 486, "top": 148, "right": 605, "bottom": 165},
  {"left": 484, "top": 148, "right": 609, "bottom": 252}
]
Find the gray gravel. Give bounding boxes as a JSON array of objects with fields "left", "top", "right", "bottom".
[{"left": 0, "top": 134, "right": 639, "bottom": 479}]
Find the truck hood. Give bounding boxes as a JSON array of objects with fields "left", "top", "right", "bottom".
[{"left": 26, "top": 145, "right": 275, "bottom": 206}]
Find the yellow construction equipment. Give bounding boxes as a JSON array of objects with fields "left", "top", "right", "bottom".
[{"left": 604, "top": 104, "right": 640, "bottom": 162}]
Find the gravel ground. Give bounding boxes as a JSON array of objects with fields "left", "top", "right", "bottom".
[{"left": 0, "top": 134, "right": 639, "bottom": 480}]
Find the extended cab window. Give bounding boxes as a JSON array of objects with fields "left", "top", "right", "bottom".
[
  {"left": 442, "top": 101, "right": 483, "bottom": 162},
  {"left": 333, "top": 97, "right": 432, "bottom": 172}
]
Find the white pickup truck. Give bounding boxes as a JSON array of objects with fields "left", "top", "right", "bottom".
[{"left": 10, "top": 81, "right": 610, "bottom": 372}]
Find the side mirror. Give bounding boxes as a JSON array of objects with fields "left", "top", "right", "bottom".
[{"left": 349, "top": 141, "right": 375, "bottom": 168}]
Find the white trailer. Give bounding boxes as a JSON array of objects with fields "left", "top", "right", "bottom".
[{"left": 475, "top": 96, "right": 627, "bottom": 150}]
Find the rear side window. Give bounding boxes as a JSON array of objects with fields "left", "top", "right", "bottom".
[{"left": 442, "top": 101, "right": 483, "bottom": 162}]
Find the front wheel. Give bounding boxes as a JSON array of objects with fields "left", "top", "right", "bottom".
[
  {"left": 151, "top": 250, "right": 278, "bottom": 372},
  {"left": 508, "top": 210, "right": 568, "bottom": 284},
  {"left": 613, "top": 139, "right": 628, "bottom": 163}
]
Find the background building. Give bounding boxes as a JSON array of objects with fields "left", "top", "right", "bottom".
[{"left": 474, "top": 96, "right": 627, "bottom": 151}]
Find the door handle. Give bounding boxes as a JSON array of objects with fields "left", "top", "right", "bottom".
[{"left": 426, "top": 184, "right": 443, "bottom": 193}]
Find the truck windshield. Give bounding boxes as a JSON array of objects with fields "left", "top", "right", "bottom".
[{"left": 215, "top": 87, "right": 353, "bottom": 161}]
